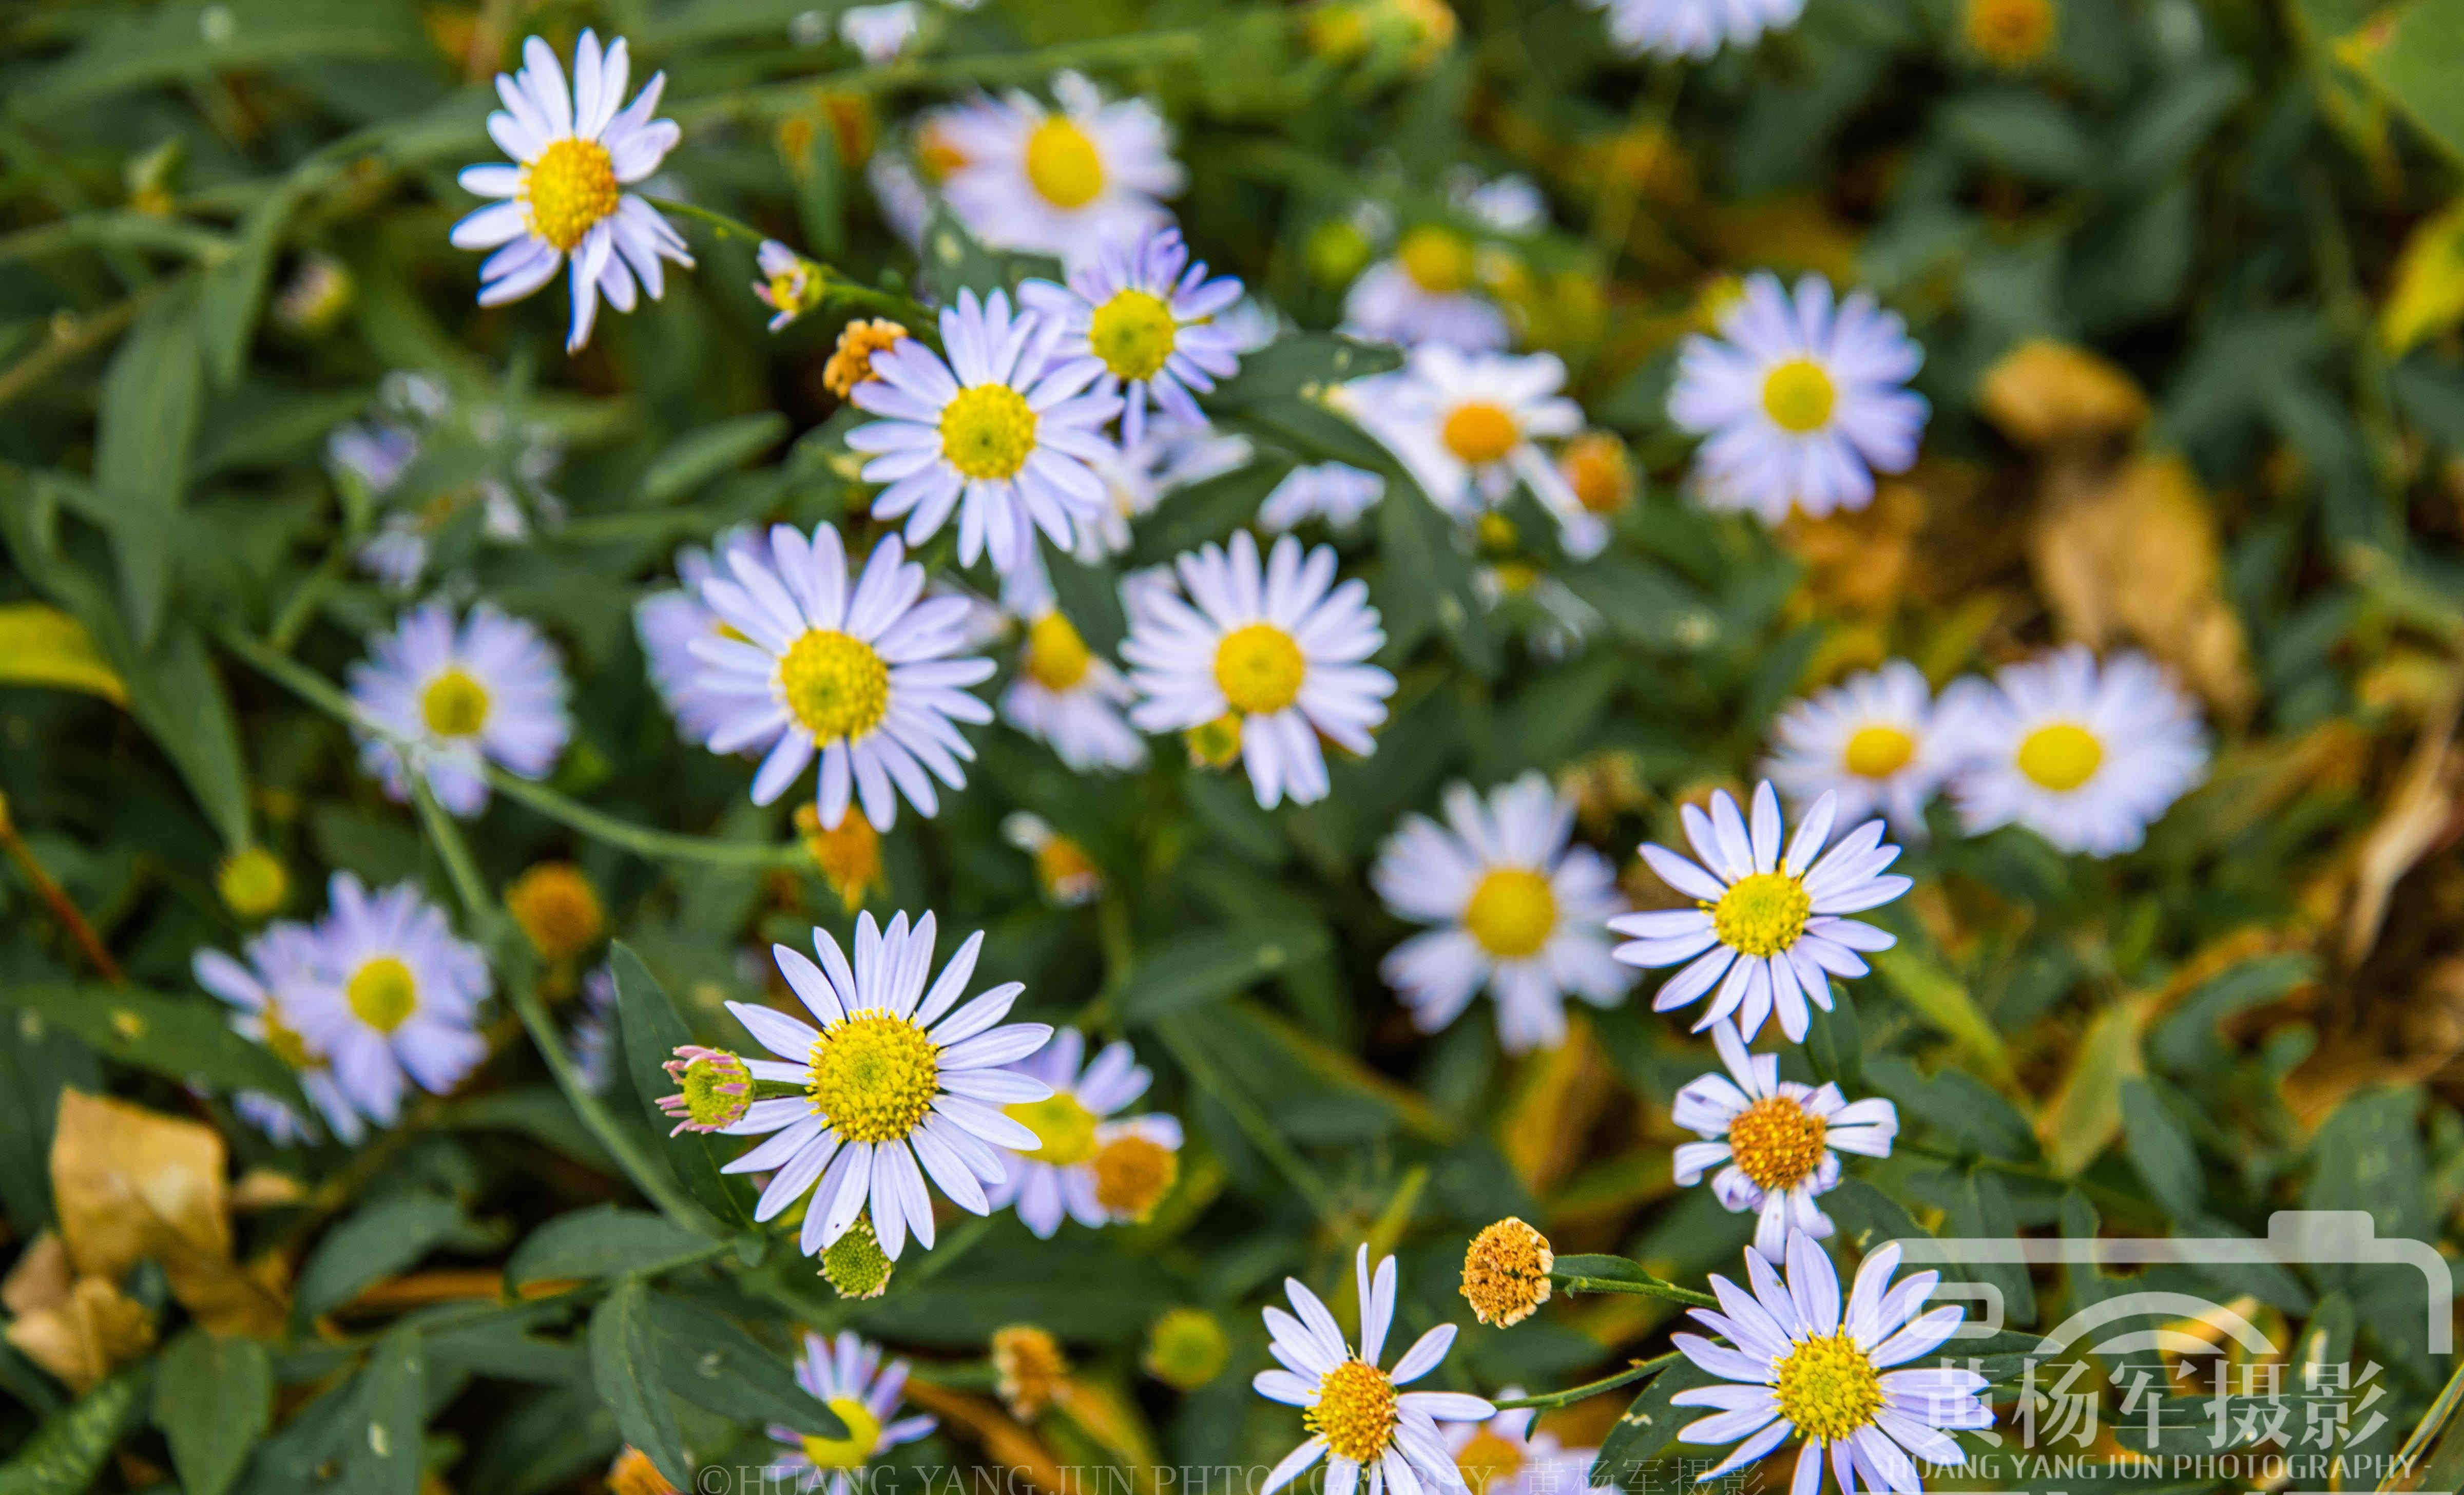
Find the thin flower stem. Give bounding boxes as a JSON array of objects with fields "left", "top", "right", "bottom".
[
  {"left": 220, "top": 630, "right": 808, "bottom": 870},
  {"left": 408, "top": 784, "right": 711, "bottom": 1231},
  {"left": 1551, "top": 1272, "right": 1718, "bottom": 1309},
  {"left": 1491, "top": 1352, "right": 1679, "bottom": 1411},
  {"left": 1156, "top": 1013, "right": 1345, "bottom": 1228},
  {"left": 643, "top": 196, "right": 934, "bottom": 329},
  {"left": 0, "top": 793, "right": 124, "bottom": 982}
]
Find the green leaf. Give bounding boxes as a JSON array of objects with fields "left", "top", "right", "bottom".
[
  {"left": 1590, "top": 1359, "right": 1717, "bottom": 1488},
  {"left": 154, "top": 1330, "right": 273, "bottom": 1495},
  {"left": 1375, "top": 479, "right": 1494, "bottom": 675},
  {"left": 1205, "top": 333, "right": 1400, "bottom": 408},
  {"left": 122, "top": 624, "right": 253, "bottom": 851},
  {"left": 1869, "top": 947, "right": 2015, "bottom": 1085},
  {"left": 1864, "top": 1055, "right": 2035, "bottom": 1162},
  {"left": 2118, "top": 1077, "right": 2203, "bottom": 1217},
  {"left": 340, "top": 1328, "right": 426, "bottom": 1495},
  {"left": 1942, "top": 1168, "right": 2036, "bottom": 1327},
  {"left": 9, "top": 0, "right": 429, "bottom": 116},
  {"left": 2351, "top": 0, "right": 2464, "bottom": 163},
  {"left": 589, "top": 1280, "right": 690, "bottom": 1488},
  {"left": 505, "top": 1205, "right": 718, "bottom": 1291},
  {"left": 94, "top": 288, "right": 201, "bottom": 647},
  {"left": 198, "top": 180, "right": 315, "bottom": 389},
  {"left": 0, "top": 984, "right": 301, "bottom": 1107},
  {"left": 637, "top": 414, "right": 790, "bottom": 506},
  {"left": 642, "top": 1293, "right": 846, "bottom": 1435},
  {"left": 609, "top": 943, "right": 748, "bottom": 1226},
  {"left": 293, "top": 1193, "right": 469, "bottom": 1325},
  {"left": 1116, "top": 921, "right": 1333, "bottom": 1022},
  {"left": 0, "top": 1366, "right": 149, "bottom": 1495}
]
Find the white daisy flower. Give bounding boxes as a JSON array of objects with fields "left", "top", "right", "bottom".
[
  {"left": 449, "top": 32, "right": 694, "bottom": 352},
  {"left": 1938, "top": 646, "right": 2207, "bottom": 857},
  {"left": 753, "top": 240, "right": 823, "bottom": 331},
  {"left": 1669, "top": 273, "right": 1927, "bottom": 525},
  {"left": 1371, "top": 774, "right": 1635, "bottom": 1054},
  {"left": 685, "top": 524, "right": 997, "bottom": 832},
  {"left": 1584, "top": 0, "right": 1806, "bottom": 56},
  {"left": 1051, "top": 421, "right": 1248, "bottom": 564},
  {"left": 195, "top": 922, "right": 368, "bottom": 1146},
  {"left": 1355, "top": 347, "right": 1608, "bottom": 559},
  {"left": 1121, "top": 530, "right": 1396, "bottom": 809},
  {"left": 846, "top": 288, "right": 1124, "bottom": 573},
  {"left": 931, "top": 72, "right": 1182, "bottom": 258},
  {"left": 1607, "top": 783, "right": 1910, "bottom": 1044},
  {"left": 635, "top": 528, "right": 759, "bottom": 745},
  {"left": 1673, "top": 1022, "right": 1898, "bottom": 1260},
  {"left": 1670, "top": 1234, "right": 1991, "bottom": 1495},
  {"left": 1762, "top": 661, "right": 1955, "bottom": 835},
  {"left": 984, "top": 1028, "right": 1181, "bottom": 1235},
  {"left": 1343, "top": 225, "right": 1510, "bottom": 352},
  {"left": 286, "top": 874, "right": 490, "bottom": 1128},
  {"left": 1444, "top": 1395, "right": 1614, "bottom": 1495},
  {"left": 1002, "top": 604, "right": 1147, "bottom": 773},
  {"left": 766, "top": 1331, "right": 937, "bottom": 1495},
  {"left": 1254, "top": 1246, "right": 1497, "bottom": 1495},
  {"left": 716, "top": 912, "right": 1055, "bottom": 1260},
  {"left": 348, "top": 603, "right": 571, "bottom": 819},
  {"left": 1021, "top": 225, "right": 1246, "bottom": 445},
  {"left": 839, "top": 2, "right": 924, "bottom": 63},
  {"left": 1260, "top": 463, "right": 1386, "bottom": 533}
]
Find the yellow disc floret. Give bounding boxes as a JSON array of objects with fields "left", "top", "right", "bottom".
[
  {"left": 1004, "top": 1091, "right": 1100, "bottom": 1167},
  {"left": 939, "top": 384, "right": 1040, "bottom": 481},
  {"left": 1024, "top": 612, "right": 1094, "bottom": 692},
  {"left": 1841, "top": 724, "right": 1916, "bottom": 780},
  {"left": 808, "top": 1013, "right": 939, "bottom": 1144},
  {"left": 800, "top": 1395, "right": 883, "bottom": 1470},
  {"left": 1761, "top": 358, "right": 1838, "bottom": 434},
  {"left": 421, "top": 668, "right": 491, "bottom": 738},
  {"left": 216, "top": 847, "right": 289, "bottom": 920},
  {"left": 1440, "top": 401, "right": 1521, "bottom": 466},
  {"left": 1460, "top": 1217, "right": 1554, "bottom": 1328},
  {"left": 1213, "top": 623, "right": 1306, "bottom": 715},
  {"left": 523, "top": 138, "right": 620, "bottom": 254},
  {"left": 1456, "top": 1430, "right": 1526, "bottom": 1492},
  {"left": 1025, "top": 118, "right": 1106, "bottom": 208},
  {"left": 346, "top": 956, "right": 417, "bottom": 1033},
  {"left": 1710, "top": 872, "right": 1812, "bottom": 958},
  {"left": 2016, "top": 722, "right": 2102, "bottom": 792},
  {"left": 1462, "top": 868, "right": 1557, "bottom": 960},
  {"left": 1726, "top": 1096, "right": 1830, "bottom": 1191},
  {"left": 1088, "top": 290, "right": 1179, "bottom": 382},
  {"left": 1771, "top": 1332, "right": 1883, "bottom": 1444},
  {"left": 824, "top": 318, "right": 910, "bottom": 398},
  {"left": 1398, "top": 225, "right": 1475, "bottom": 296},
  {"left": 507, "top": 861, "right": 605, "bottom": 961},
  {"left": 781, "top": 629, "right": 891, "bottom": 741},
  {"left": 1306, "top": 1359, "right": 1399, "bottom": 1463},
  {"left": 1091, "top": 1130, "right": 1179, "bottom": 1219}
]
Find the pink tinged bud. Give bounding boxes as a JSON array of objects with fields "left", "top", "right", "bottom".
[{"left": 658, "top": 1044, "right": 754, "bottom": 1135}]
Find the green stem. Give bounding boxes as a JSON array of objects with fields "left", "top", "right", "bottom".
[
  {"left": 408, "top": 785, "right": 711, "bottom": 1231},
  {"left": 1551, "top": 1272, "right": 1718, "bottom": 1309},
  {"left": 1492, "top": 1352, "right": 1678, "bottom": 1411},
  {"left": 219, "top": 630, "right": 808, "bottom": 870},
  {"left": 1156, "top": 1013, "right": 1344, "bottom": 1228},
  {"left": 645, "top": 196, "right": 933, "bottom": 329}
]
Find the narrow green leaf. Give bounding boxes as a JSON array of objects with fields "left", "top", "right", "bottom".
[
  {"left": 609, "top": 943, "right": 749, "bottom": 1225},
  {"left": 505, "top": 1205, "right": 718, "bottom": 1290},
  {"left": 0, "top": 984, "right": 300, "bottom": 1107},
  {"left": 155, "top": 1330, "right": 273, "bottom": 1495},
  {"left": 1590, "top": 1359, "right": 1716, "bottom": 1489},
  {"left": 293, "top": 1193, "right": 470, "bottom": 1325},
  {"left": 589, "top": 1280, "right": 690, "bottom": 1488},
  {"left": 122, "top": 624, "right": 252, "bottom": 850},
  {"left": 1869, "top": 947, "right": 2015, "bottom": 1084},
  {"left": 637, "top": 413, "right": 789, "bottom": 505},
  {"left": 2119, "top": 1077, "right": 2203, "bottom": 1216},
  {"left": 341, "top": 1328, "right": 426, "bottom": 1495},
  {"left": 642, "top": 1293, "right": 845, "bottom": 1436},
  {"left": 94, "top": 288, "right": 201, "bottom": 647},
  {"left": 0, "top": 1366, "right": 148, "bottom": 1495},
  {"left": 1116, "top": 921, "right": 1333, "bottom": 1023}
]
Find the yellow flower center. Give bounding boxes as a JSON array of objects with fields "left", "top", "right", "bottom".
[
  {"left": 800, "top": 1395, "right": 883, "bottom": 1470},
  {"left": 1710, "top": 872, "right": 1812, "bottom": 958},
  {"left": 1091, "top": 1131, "right": 1179, "bottom": 1219},
  {"left": 781, "top": 629, "right": 891, "bottom": 741},
  {"left": 1966, "top": 0, "right": 2056, "bottom": 65},
  {"left": 1024, "top": 612, "right": 1094, "bottom": 692},
  {"left": 1306, "top": 1359, "right": 1399, "bottom": 1463},
  {"left": 1761, "top": 358, "right": 1838, "bottom": 434},
  {"left": 1771, "top": 1332, "right": 1883, "bottom": 1444},
  {"left": 421, "top": 669, "right": 491, "bottom": 738},
  {"left": 940, "top": 384, "right": 1039, "bottom": 481},
  {"left": 1025, "top": 117, "right": 1105, "bottom": 208},
  {"left": 1842, "top": 724, "right": 1916, "bottom": 780},
  {"left": 260, "top": 1007, "right": 314, "bottom": 1070},
  {"left": 1004, "top": 1091, "right": 1100, "bottom": 1167},
  {"left": 1398, "top": 225, "right": 1475, "bottom": 295},
  {"left": 1456, "top": 1431, "right": 1526, "bottom": 1492},
  {"left": 1184, "top": 712, "right": 1244, "bottom": 768},
  {"left": 1563, "top": 432, "right": 1634, "bottom": 515},
  {"left": 767, "top": 269, "right": 810, "bottom": 310},
  {"left": 1727, "top": 1095, "right": 1830, "bottom": 1191},
  {"left": 1212, "top": 623, "right": 1305, "bottom": 716},
  {"left": 1441, "top": 401, "right": 1521, "bottom": 466},
  {"left": 345, "top": 956, "right": 417, "bottom": 1033},
  {"left": 797, "top": 804, "right": 881, "bottom": 912},
  {"left": 216, "top": 848, "right": 288, "bottom": 919},
  {"left": 1087, "top": 289, "right": 1179, "bottom": 382},
  {"left": 2016, "top": 722, "right": 2103, "bottom": 792},
  {"left": 808, "top": 1012, "right": 940, "bottom": 1144},
  {"left": 1463, "top": 868, "right": 1557, "bottom": 959},
  {"left": 522, "top": 137, "right": 620, "bottom": 254}
]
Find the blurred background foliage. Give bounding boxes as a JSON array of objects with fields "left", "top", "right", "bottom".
[{"left": 5, "top": 0, "right": 2464, "bottom": 1491}]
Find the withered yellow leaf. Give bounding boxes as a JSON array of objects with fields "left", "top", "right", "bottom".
[
  {"left": 1, "top": 1233, "right": 157, "bottom": 1391},
  {"left": 2380, "top": 198, "right": 2464, "bottom": 355},
  {"left": 2029, "top": 453, "right": 2257, "bottom": 719},
  {"left": 1978, "top": 339, "right": 2148, "bottom": 448},
  {"left": 0, "top": 603, "right": 128, "bottom": 706}
]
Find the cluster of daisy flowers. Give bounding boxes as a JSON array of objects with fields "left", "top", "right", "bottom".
[
  {"left": 196, "top": 874, "right": 490, "bottom": 1144},
  {"left": 1764, "top": 647, "right": 2210, "bottom": 856}
]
